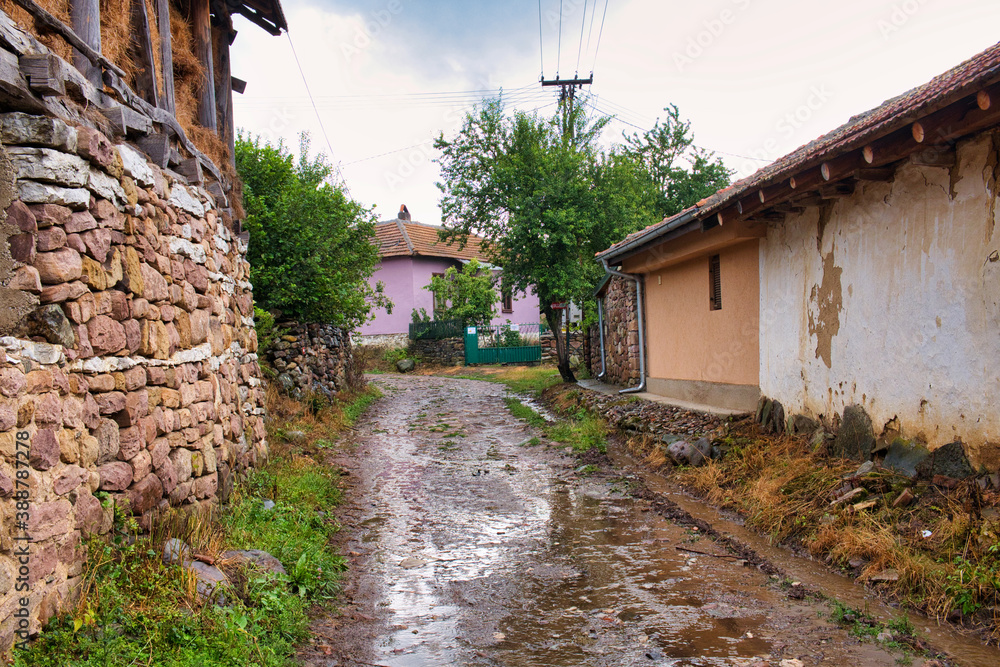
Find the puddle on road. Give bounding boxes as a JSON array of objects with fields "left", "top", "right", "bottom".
[{"left": 314, "top": 376, "right": 943, "bottom": 667}]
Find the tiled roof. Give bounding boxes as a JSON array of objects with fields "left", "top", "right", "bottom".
[
  {"left": 599, "top": 40, "right": 1000, "bottom": 260},
  {"left": 375, "top": 219, "right": 487, "bottom": 261}
]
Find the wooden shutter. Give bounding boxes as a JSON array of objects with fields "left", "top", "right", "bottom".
[{"left": 709, "top": 254, "right": 722, "bottom": 311}]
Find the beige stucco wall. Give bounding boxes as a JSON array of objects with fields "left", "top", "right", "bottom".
[
  {"left": 639, "top": 239, "right": 760, "bottom": 409},
  {"left": 760, "top": 130, "right": 1000, "bottom": 468}
]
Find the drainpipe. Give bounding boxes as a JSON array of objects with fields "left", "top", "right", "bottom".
[
  {"left": 596, "top": 297, "right": 607, "bottom": 380},
  {"left": 600, "top": 259, "right": 646, "bottom": 394}
]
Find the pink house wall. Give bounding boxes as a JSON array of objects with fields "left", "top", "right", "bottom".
[{"left": 359, "top": 257, "right": 540, "bottom": 336}]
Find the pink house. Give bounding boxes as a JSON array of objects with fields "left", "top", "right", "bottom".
[{"left": 358, "top": 215, "right": 539, "bottom": 338}]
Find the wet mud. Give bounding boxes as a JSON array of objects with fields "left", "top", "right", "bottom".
[{"left": 302, "top": 375, "right": 958, "bottom": 667}]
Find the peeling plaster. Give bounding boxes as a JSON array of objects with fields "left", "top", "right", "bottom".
[{"left": 808, "top": 250, "right": 842, "bottom": 369}]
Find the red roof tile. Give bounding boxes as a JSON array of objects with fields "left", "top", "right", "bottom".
[{"left": 375, "top": 219, "right": 488, "bottom": 261}]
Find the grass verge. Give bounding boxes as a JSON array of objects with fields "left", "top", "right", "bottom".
[
  {"left": 13, "top": 384, "right": 381, "bottom": 666},
  {"left": 628, "top": 420, "right": 1000, "bottom": 643}
]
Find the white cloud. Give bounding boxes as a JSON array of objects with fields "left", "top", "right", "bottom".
[{"left": 231, "top": 0, "right": 1000, "bottom": 226}]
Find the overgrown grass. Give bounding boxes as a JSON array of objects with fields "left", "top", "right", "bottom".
[
  {"left": 546, "top": 411, "right": 608, "bottom": 453},
  {"left": 636, "top": 420, "right": 1000, "bottom": 642},
  {"left": 829, "top": 601, "right": 920, "bottom": 656},
  {"left": 436, "top": 364, "right": 563, "bottom": 397},
  {"left": 13, "top": 384, "right": 381, "bottom": 666},
  {"left": 504, "top": 397, "right": 546, "bottom": 427}
]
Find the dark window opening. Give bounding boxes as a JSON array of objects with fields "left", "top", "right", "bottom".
[
  {"left": 501, "top": 289, "right": 513, "bottom": 313},
  {"left": 709, "top": 254, "right": 722, "bottom": 311},
  {"left": 432, "top": 272, "right": 447, "bottom": 315}
]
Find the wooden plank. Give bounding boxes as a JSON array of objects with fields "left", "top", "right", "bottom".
[
  {"left": 130, "top": 0, "right": 159, "bottom": 107},
  {"left": 818, "top": 182, "right": 856, "bottom": 199},
  {"left": 155, "top": 0, "right": 175, "bottom": 114},
  {"left": 19, "top": 53, "right": 65, "bottom": 96},
  {"left": 191, "top": 0, "right": 217, "bottom": 131},
  {"left": 69, "top": 0, "right": 101, "bottom": 86},
  {"left": 212, "top": 20, "right": 235, "bottom": 161},
  {"left": 231, "top": 76, "right": 246, "bottom": 94},
  {"left": 177, "top": 156, "right": 203, "bottom": 184},
  {"left": 854, "top": 167, "right": 895, "bottom": 181}
]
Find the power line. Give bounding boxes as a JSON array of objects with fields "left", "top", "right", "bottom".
[
  {"left": 537, "top": 0, "right": 544, "bottom": 78},
  {"left": 591, "top": 0, "right": 610, "bottom": 74},
  {"left": 576, "top": 0, "right": 588, "bottom": 75},
  {"left": 557, "top": 0, "right": 564, "bottom": 75},
  {"left": 285, "top": 30, "right": 351, "bottom": 196}
]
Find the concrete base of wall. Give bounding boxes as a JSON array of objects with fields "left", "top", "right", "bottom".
[
  {"left": 646, "top": 377, "right": 760, "bottom": 413},
  {"left": 353, "top": 332, "right": 410, "bottom": 348}
]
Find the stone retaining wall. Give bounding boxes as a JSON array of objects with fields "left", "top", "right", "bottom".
[
  {"left": 410, "top": 337, "right": 464, "bottom": 366},
  {"left": 0, "top": 114, "right": 264, "bottom": 644},
  {"left": 540, "top": 330, "right": 583, "bottom": 363},
  {"left": 267, "top": 323, "right": 358, "bottom": 397}
]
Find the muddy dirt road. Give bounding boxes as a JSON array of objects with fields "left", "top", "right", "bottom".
[{"left": 302, "top": 375, "right": 943, "bottom": 667}]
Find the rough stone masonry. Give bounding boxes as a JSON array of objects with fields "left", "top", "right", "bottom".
[{"left": 0, "top": 112, "right": 266, "bottom": 645}]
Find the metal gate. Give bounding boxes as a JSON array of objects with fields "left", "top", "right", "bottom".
[{"left": 464, "top": 323, "right": 542, "bottom": 365}]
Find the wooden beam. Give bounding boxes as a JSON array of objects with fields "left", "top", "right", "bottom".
[
  {"left": 192, "top": 0, "right": 217, "bottom": 131},
  {"left": 910, "top": 147, "right": 956, "bottom": 167},
  {"left": 212, "top": 19, "right": 235, "bottom": 162},
  {"left": 757, "top": 182, "right": 789, "bottom": 206},
  {"left": 10, "top": 0, "right": 127, "bottom": 79},
  {"left": 155, "top": 0, "right": 175, "bottom": 113},
  {"left": 130, "top": 0, "right": 159, "bottom": 107},
  {"left": 746, "top": 210, "right": 786, "bottom": 224},
  {"left": 854, "top": 167, "right": 895, "bottom": 181},
  {"left": 735, "top": 193, "right": 765, "bottom": 219},
  {"left": 69, "top": 0, "right": 101, "bottom": 86},
  {"left": 231, "top": 76, "right": 246, "bottom": 94},
  {"left": 789, "top": 166, "right": 823, "bottom": 192},
  {"left": 177, "top": 156, "right": 203, "bottom": 183},
  {"left": 138, "top": 133, "right": 170, "bottom": 167},
  {"left": 818, "top": 182, "right": 856, "bottom": 199},
  {"left": 820, "top": 151, "right": 863, "bottom": 183},
  {"left": 19, "top": 54, "right": 65, "bottom": 96},
  {"left": 770, "top": 202, "right": 805, "bottom": 213}
]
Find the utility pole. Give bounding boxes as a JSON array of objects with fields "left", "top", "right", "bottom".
[{"left": 541, "top": 74, "right": 593, "bottom": 141}]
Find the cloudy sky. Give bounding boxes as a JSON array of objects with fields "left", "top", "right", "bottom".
[{"left": 231, "top": 0, "right": 1000, "bottom": 226}]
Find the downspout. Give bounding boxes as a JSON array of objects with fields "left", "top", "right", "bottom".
[
  {"left": 596, "top": 297, "right": 607, "bottom": 380},
  {"left": 600, "top": 259, "right": 646, "bottom": 394}
]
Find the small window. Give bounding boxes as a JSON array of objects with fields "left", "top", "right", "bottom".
[
  {"left": 432, "top": 272, "right": 447, "bottom": 315},
  {"left": 709, "top": 254, "right": 722, "bottom": 311},
  {"left": 501, "top": 289, "right": 513, "bottom": 313}
]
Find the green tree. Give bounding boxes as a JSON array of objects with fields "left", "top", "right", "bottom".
[
  {"left": 236, "top": 133, "right": 390, "bottom": 327},
  {"left": 425, "top": 258, "right": 498, "bottom": 326},
  {"left": 436, "top": 98, "right": 654, "bottom": 381},
  {"left": 620, "top": 104, "right": 732, "bottom": 219}
]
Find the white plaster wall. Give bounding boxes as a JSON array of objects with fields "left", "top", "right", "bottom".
[{"left": 760, "top": 131, "right": 1000, "bottom": 467}]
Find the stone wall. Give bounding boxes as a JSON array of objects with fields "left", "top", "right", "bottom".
[
  {"left": 409, "top": 337, "right": 464, "bottom": 366},
  {"left": 267, "top": 323, "right": 358, "bottom": 397},
  {"left": 540, "top": 330, "right": 584, "bottom": 363},
  {"left": 593, "top": 276, "right": 640, "bottom": 386},
  {"left": 0, "top": 114, "right": 265, "bottom": 643}
]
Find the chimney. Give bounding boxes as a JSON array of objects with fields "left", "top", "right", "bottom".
[{"left": 399, "top": 204, "right": 411, "bottom": 221}]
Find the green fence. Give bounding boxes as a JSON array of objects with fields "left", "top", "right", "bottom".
[
  {"left": 464, "top": 323, "right": 542, "bottom": 365},
  {"left": 409, "top": 318, "right": 464, "bottom": 341}
]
